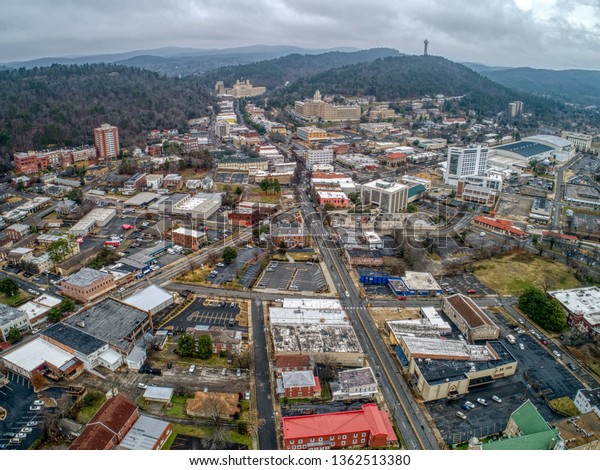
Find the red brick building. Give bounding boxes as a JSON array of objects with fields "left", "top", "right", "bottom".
[
  {"left": 228, "top": 209, "right": 260, "bottom": 227},
  {"left": 70, "top": 395, "right": 139, "bottom": 450},
  {"left": 473, "top": 215, "right": 525, "bottom": 238},
  {"left": 14, "top": 153, "right": 49, "bottom": 174},
  {"left": 317, "top": 191, "right": 349, "bottom": 209},
  {"left": 60, "top": 267, "right": 116, "bottom": 303},
  {"left": 274, "top": 355, "right": 312, "bottom": 377},
  {"left": 278, "top": 370, "right": 321, "bottom": 399},
  {"left": 172, "top": 227, "right": 207, "bottom": 250},
  {"left": 282, "top": 404, "right": 398, "bottom": 450}
]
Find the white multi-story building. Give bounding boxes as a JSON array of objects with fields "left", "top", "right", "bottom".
[
  {"left": 445, "top": 145, "right": 489, "bottom": 186},
  {"left": 304, "top": 147, "right": 334, "bottom": 170},
  {"left": 360, "top": 179, "right": 408, "bottom": 214},
  {"left": 560, "top": 131, "right": 593, "bottom": 151}
]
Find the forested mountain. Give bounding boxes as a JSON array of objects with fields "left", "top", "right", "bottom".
[
  {"left": 200, "top": 48, "right": 402, "bottom": 90},
  {"left": 471, "top": 66, "right": 600, "bottom": 106},
  {"left": 3, "top": 45, "right": 361, "bottom": 77},
  {"left": 0, "top": 64, "right": 213, "bottom": 154},
  {"left": 268, "top": 55, "right": 562, "bottom": 119}
]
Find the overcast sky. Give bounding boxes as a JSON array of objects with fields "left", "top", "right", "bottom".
[{"left": 1, "top": 0, "right": 599, "bottom": 69}]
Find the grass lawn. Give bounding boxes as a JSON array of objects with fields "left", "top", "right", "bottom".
[
  {"left": 0, "top": 289, "right": 33, "bottom": 307},
  {"left": 473, "top": 252, "right": 583, "bottom": 295},
  {"left": 160, "top": 423, "right": 252, "bottom": 450},
  {"left": 548, "top": 397, "right": 579, "bottom": 417},
  {"left": 176, "top": 265, "right": 213, "bottom": 284},
  {"left": 76, "top": 390, "right": 106, "bottom": 424},
  {"left": 164, "top": 394, "right": 193, "bottom": 418},
  {"left": 246, "top": 187, "right": 281, "bottom": 204}
]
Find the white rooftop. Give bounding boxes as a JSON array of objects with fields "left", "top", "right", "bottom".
[
  {"left": 283, "top": 298, "right": 342, "bottom": 310},
  {"left": 270, "top": 307, "right": 349, "bottom": 326},
  {"left": 281, "top": 370, "right": 316, "bottom": 388},
  {"left": 527, "top": 135, "right": 573, "bottom": 149},
  {"left": 143, "top": 386, "right": 174, "bottom": 402},
  {"left": 2, "top": 338, "right": 75, "bottom": 372},
  {"left": 401, "top": 336, "right": 497, "bottom": 361},
  {"left": 317, "top": 191, "right": 348, "bottom": 199},
  {"left": 172, "top": 227, "right": 204, "bottom": 238},
  {"left": 124, "top": 285, "right": 173, "bottom": 313},
  {"left": 402, "top": 271, "right": 441, "bottom": 291},
  {"left": 550, "top": 287, "right": 600, "bottom": 326},
  {"left": 362, "top": 178, "right": 408, "bottom": 193}
]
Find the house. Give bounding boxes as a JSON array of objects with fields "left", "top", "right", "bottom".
[
  {"left": 60, "top": 267, "right": 116, "bottom": 303},
  {"left": 186, "top": 326, "right": 243, "bottom": 355},
  {"left": 186, "top": 391, "right": 240, "bottom": 419},
  {"left": 69, "top": 395, "right": 139, "bottom": 450},
  {"left": 282, "top": 403, "right": 397, "bottom": 450},
  {"left": 573, "top": 387, "right": 600, "bottom": 418},
  {"left": 277, "top": 370, "right": 321, "bottom": 399},
  {"left": 331, "top": 367, "right": 378, "bottom": 401},
  {"left": 271, "top": 223, "right": 308, "bottom": 249},
  {"left": 443, "top": 294, "right": 500, "bottom": 341},
  {"left": 274, "top": 355, "right": 312, "bottom": 377}
]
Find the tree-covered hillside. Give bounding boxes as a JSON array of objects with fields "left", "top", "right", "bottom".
[
  {"left": 200, "top": 48, "right": 402, "bottom": 90},
  {"left": 0, "top": 64, "right": 213, "bottom": 154},
  {"left": 269, "top": 55, "right": 562, "bottom": 119}
]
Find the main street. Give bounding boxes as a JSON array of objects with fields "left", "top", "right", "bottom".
[{"left": 299, "top": 191, "right": 440, "bottom": 450}]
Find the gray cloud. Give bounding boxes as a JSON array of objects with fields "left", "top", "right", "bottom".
[{"left": 0, "top": 0, "right": 598, "bottom": 69}]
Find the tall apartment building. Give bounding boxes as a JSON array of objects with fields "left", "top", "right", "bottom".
[
  {"left": 295, "top": 91, "right": 361, "bottom": 122},
  {"left": 94, "top": 124, "right": 120, "bottom": 161},
  {"left": 445, "top": 145, "right": 488, "bottom": 186},
  {"left": 304, "top": 147, "right": 334, "bottom": 169},
  {"left": 560, "top": 131, "right": 592, "bottom": 151},
  {"left": 507, "top": 101, "right": 524, "bottom": 118}
]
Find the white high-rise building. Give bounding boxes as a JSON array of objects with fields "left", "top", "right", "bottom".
[
  {"left": 304, "top": 147, "right": 334, "bottom": 170},
  {"left": 445, "top": 145, "right": 488, "bottom": 186}
]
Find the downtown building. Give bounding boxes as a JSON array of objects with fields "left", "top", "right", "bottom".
[{"left": 444, "top": 145, "right": 489, "bottom": 186}]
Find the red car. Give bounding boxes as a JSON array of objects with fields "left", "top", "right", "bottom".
[
  {"left": 467, "top": 289, "right": 476, "bottom": 294},
  {"left": 397, "top": 295, "right": 407, "bottom": 301}
]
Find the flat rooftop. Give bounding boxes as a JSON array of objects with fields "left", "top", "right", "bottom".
[
  {"left": 119, "top": 415, "right": 171, "bottom": 450},
  {"left": 550, "top": 287, "right": 600, "bottom": 326},
  {"left": 124, "top": 192, "right": 159, "bottom": 207},
  {"left": 270, "top": 307, "right": 349, "bottom": 326},
  {"left": 63, "top": 267, "right": 112, "bottom": 287},
  {"left": 337, "top": 367, "right": 377, "bottom": 388},
  {"left": 271, "top": 324, "right": 362, "bottom": 354},
  {"left": 402, "top": 271, "right": 441, "bottom": 291},
  {"left": 495, "top": 140, "right": 553, "bottom": 159},
  {"left": 362, "top": 178, "right": 408, "bottom": 193},
  {"left": 416, "top": 341, "right": 515, "bottom": 386},
  {"left": 64, "top": 298, "right": 149, "bottom": 352},
  {"left": 401, "top": 335, "right": 499, "bottom": 361},
  {"left": 282, "top": 298, "right": 342, "bottom": 310},
  {"left": 43, "top": 322, "right": 107, "bottom": 356},
  {"left": 2, "top": 337, "right": 75, "bottom": 372},
  {"left": 123, "top": 285, "right": 173, "bottom": 313},
  {"left": 0, "top": 303, "right": 26, "bottom": 324}
]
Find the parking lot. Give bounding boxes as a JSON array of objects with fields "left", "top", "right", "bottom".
[
  {"left": 0, "top": 373, "right": 43, "bottom": 450},
  {"left": 256, "top": 262, "right": 327, "bottom": 292},
  {"left": 427, "top": 307, "right": 591, "bottom": 446},
  {"left": 165, "top": 297, "right": 241, "bottom": 331},
  {"left": 208, "top": 247, "right": 263, "bottom": 286},
  {"left": 213, "top": 172, "right": 249, "bottom": 185},
  {"left": 437, "top": 274, "right": 496, "bottom": 296}
]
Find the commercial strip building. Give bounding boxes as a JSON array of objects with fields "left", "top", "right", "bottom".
[
  {"left": 18, "top": 293, "right": 62, "bottom": 326},
  {"left": 386, "top": 307, "right": 452, "bottom": 339},
  {"left": 388, "top": 272, "right": 442, "bottom": 297},
  {"left": 282, "top": 404, "right": 397, "bottom": 450},
  {"left": 397, "top": 337, "right": 516, "bottom": 401},
  {"left": 442, "top": 294, "right": 500, "bottom": 341},
  {"left": 269, "top": 300, "right": 364, "bottom": 367},
  {"left": 549, "top": 287, "right": 600, "bottom": 341},
  {"left": 472, "top": 215, "right": 525, "bottom": 238},
  {"left": 123, "top": 284, "right": 174, "bottom": 317},
  {"left": 330, "top": 367, "right": 378, "bottom": 401}
]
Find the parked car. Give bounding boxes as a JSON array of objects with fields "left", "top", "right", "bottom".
[
  {"left": 15, "top": 433, "right": 27, "bottom": 439},
  {"left": 33, "top": 400, "right": 44, "bottom": 406},
  {"left": 20, "top": 427, "right": 32, "bottom": 434},
  {"left": 519, "top": 343, "right": 525, "bottom": 350},
  {"left": 27, "top": 421, "right": 38, "bottom": 427},
  {"left": 464, "top": 401, "right": 475, "bottom": 409},
  {"left": 29, "top": 405, "right": 42, "bottom": 411},
  {"left": 236, "top": 368, "right": 241, "bottom": 377},
  {"left": 568, "top": 363, "right": 577, "bottom": 371},
  {"left": 553, "top": 350, "right": 561, "bottom": 357},
  {"left": 467, "top": 289, "right": 476, "bottom": 294},
  {"left": 456, "top": 411, "right": 467, "bottom": 420},
  {"left": 476, "top": 398, "right": 488, "bottom": 406},
  {"left": 244, "top": 390, "right": 251, "bottom": 400},
  {"left": 138, "top": 383, "right": 147, "bottom": 389},
  {"left": 491, "top": 395, "right": 502, "bottom": 403},
  {"left": 461, "top": 403, "right": 472, "bottom": 411},
  {"left": 189, "top": 364, "right": 196, "bottom": 373}
]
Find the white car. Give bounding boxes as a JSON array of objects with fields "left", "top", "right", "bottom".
[
  {"left": 29, "top": 405, "right": 42, "bottom": 411},
  {"left": 519, "top": 343, "right": 525, "bottom": 350},
  {"left": 244, "top": 390, "right": 251, "bottom": 400},
  {"left": 553, "top": 350, "right": 561, "bottom": 357},
  {"left": 137, "top": 383, "right": 147, "bottom": 389},
  {"left": 491, "top": 395, "right": 502, "bottom": 403},
  {"left": 189, "top": 365, "right": 196, "bottom": 373},
  {"left": 20, "top": 427, "right": 33, "bottom": 434},
  {"left": 33, "top": 400, "right": 44, "bottom": 406},
  {"left": 476, "top": 398, "right": 488, "bottom": 406}
]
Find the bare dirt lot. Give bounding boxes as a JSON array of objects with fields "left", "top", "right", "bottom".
[
  {"left": 495, "top": 194, "right": 533, "bottom": 220},
  {"left": 368, "top": 306, "right": 420, "bottom": 329}
]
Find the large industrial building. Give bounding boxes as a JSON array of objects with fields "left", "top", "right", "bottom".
[
  {"left": 442, "top": 294, "right": 500, "bottom": 341},
  {"left": 490, "top": 135, "right": 575, "bottom": 168}
]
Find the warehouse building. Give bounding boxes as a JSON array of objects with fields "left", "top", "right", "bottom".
[
  {"left": 443, "top": 294, "right": 500, "bottom": 341},
  {"left": 123, "top": 285, "right": 174, "bottom": 317}
]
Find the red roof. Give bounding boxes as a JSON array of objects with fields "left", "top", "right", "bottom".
[
  {"left": 473, "top": 216, "right": 525, "bottom": 236},
  {"left": 385, "top": 152, "right": 406, "bottom": 160},
  {"left": 69, "top": 395, "right": 138, "bottom": 450},
  {"left": 311, "top": 172, "right": 347, "bottom": 179},
  {"left": 275, "top": 354, "right": 311, "bottom": 369},
  {"left": 542, "top": 231, "right": 578, "bottom": 241},
  {"left": 282, "top": 404, "right": 397, "bottom": 442}
]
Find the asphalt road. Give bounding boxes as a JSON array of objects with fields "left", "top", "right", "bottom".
[
  {"left": 250, "top": 297, "right": 277, "bottom": 450},
  {"left": 300, "top": 191, "right": 440, "bottom": 450}
]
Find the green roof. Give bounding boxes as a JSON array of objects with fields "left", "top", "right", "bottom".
[
  {"left": 482, "top": 430, "right": 561, "bottom": 450},
  {"left": 407, "top": 184, "right": 426, "bottom": 198},
  {"left": 511, "top": 400, "right": 550, "bottom": 435},
  {"left": 482, "top": 400, "right": 562, "bottom": 450}
]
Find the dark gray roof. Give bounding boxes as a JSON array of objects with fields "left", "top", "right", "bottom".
[
  {"left": 496, "top": 141, "right": 553, "bottom": 159},
  {"left": 43, "top": 322, "right": 107, "bottom": 356},
  {"left": 0, "top": 303, "right": 27, "bottom": 325},
  {"left": 64, "top": 298, "right": 149, "bottom": 352},
  {"left": 64, "top": 267, "right": 111, "bottom": 287}
]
